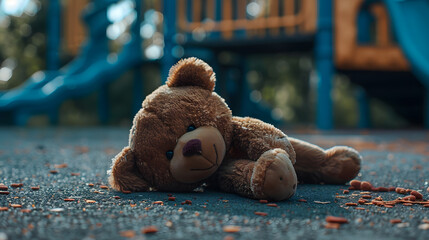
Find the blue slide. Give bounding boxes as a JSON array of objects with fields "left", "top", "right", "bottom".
[
  {"left": 0, "top": 0, "right": 144, "bottom": 125},
  {"left": 384, "top": 0, "right": 429, "bottom": 127}
]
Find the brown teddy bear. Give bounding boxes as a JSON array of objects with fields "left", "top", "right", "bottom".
[{"left": 108, "top": 57, "right": 361, "bottom": 201}]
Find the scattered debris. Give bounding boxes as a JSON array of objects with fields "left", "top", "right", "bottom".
[
  {"left": 49, "top": 208, "right": 64, "bottom": 212},
  {"left": 223, "top": 225, "right": 241, "bottom": 233},
  {"left": 254, "top": 212, "right": 268, "bottom": 216},
  {"left": 326, "top": 216, "right": 348, "bottom": 224},
  {"left": 314, "top": 201, "right": 330, "bottom": 204},
  {"left": 141, "top": 226, "right": 158, "bottom": 234},
  {"left": 119, "top": 230, "right": 136, "bottom": 238},
  {"left": 390, "top": 219, "right": 402, "bottom": 224},
  {"left": 54, "top": 163, "right": 68, "bottom": 168}
]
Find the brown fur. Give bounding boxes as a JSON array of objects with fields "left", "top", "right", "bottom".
[{"left": 108, "top": 57, "right": 362, "bottom": 200}]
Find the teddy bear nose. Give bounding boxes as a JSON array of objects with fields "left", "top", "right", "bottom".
[{"left": 182, "top": 139, "right": 202, "bottom": 156}]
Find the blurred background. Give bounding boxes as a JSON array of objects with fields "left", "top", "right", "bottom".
[{"left": 0, "top": 0, "right": 427, "bottom": 129}]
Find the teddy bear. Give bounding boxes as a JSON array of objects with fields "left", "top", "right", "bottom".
[{"left": 108, "top": 57, "right": 361, "bottom": 201}]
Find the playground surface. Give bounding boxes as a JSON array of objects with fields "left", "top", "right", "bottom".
[{"left": 0, "top": 128, "right": 428, "bottom": 240}]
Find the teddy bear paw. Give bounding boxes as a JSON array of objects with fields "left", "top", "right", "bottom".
[
  {"left": 322, "top": 146, "right": 362, "bottom": 184},
  {"left": 251, "top": 148, "right": 297, "bottom": 201}
]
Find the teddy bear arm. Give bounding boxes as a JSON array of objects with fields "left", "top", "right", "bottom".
[
  {"left": 289, "top": 137, "right": 361, "bottom": 184},
  {"left": 217, "top": 149, "right": 297, "bottom": 201},
  {"left": 230, "top": 117, "right": 295, "bottom": 162},
  {"left": 108, "top": 146, "right": 150, "bottom": 192},
  {"left": 215, "top": 159, "right": 256, "bottom": 198}
]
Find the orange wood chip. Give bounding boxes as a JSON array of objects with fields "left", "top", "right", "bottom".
[
  {"left": 396, "top": 187, "right": 407, "bottom": 194},
  {"left": 355, "top": 207, "right": 366, "bottom": 210},
  {"left": 141, "top": 226, "right": 158, "bottom": 234},
  {"left": 402, "top": 203, "right": 413, "bottom": 206},
  {"left": 343, "top": 190, "right": 350, "bottom": 194},
  {"left": 21, "top": 209, "right": 32, "bottom": 213},
  {"left": 358, "top": 199, "right": 367, "bottom": 204},
  {"left": 403, "top": 195, "right": 416, "bottom": 201},
  {"left": 423, "top": 204, "right": 429, "bottom": 208},
  {"left": 122, "top": 190, "right": 131, "bottom": 194},
  {"left": 100, "top": 185, "right": 108, "bottom": 189},
  {"left": 360, "top": 181, "right": 372, "bottom": 191},
  {"left": 85, "top": 200, "right": 96, "bottom": 203},
  {"left": 119, "top": 230, "right": 136, "bottom": 238},
  {"left": 11, "top": 204, "right": 22, "bottom": 208},
  {"left": 345, "top": 202, "right": 358, "bottom": 206},
  {"left": 168, "top": 197, "right": 176, "bottom": 201},
  {"left": 0, "top": 185, "right": 8, "bottom": 190},
  {"left": 326, "top": 216, "right": 348, "bottom": 224},
  {"left": 54, "top": 163, "right": 68, "bottom": 168},
  {"left": 71, "top": 173, "right": 80, "bottom": 176},
  {"left": 267, "top": 203, "right": 278, "bottom": 207},
  {"left": 325, "top": 222, "right": 341, "bottom": 229},
  {"left": 31, "top": 186, "right": 40, "bottom": 190},
  {"left": 0, "top": 207, "right": 8, "bottom": 211},
  {"left": 390, "top": 219, "right": 402, "bottom": 224},
  {"left": 11, "top": 183, "right": 23, "bottom": 188},
  {"left": 254, "top": 212, "right": 268, "bottom": 216},
  {"left": 223, "top": 225, "right": 241, "bottom": 233},
  {"left": 410, "top": 190, "right": 423, "bottom": 200},
  {"left": 64, "top": 198, "right": 75, "bottom": 202},
  {"left": 259, "top": 200, "right": 268, "bottom": 204},
  {"left": 0, "top": 191, "right": 10, "bottom": 195},
  {"left": 49, "top": 170, "right": 58, "bottom": 174},
  {"left": 114, "top": 196, "right": 121, "bottom": 199},
  {"left": 350, "top": 180, "right": 361, "bottom": 189},
  {"left": 298, "top": 199, "right": 307, "bottom": 202},
  {"left": 378, "top": 187, "right": 389, "bottom": 192},
  {"left": 153, "top": 201, "right": 163, "bottom": 205}
]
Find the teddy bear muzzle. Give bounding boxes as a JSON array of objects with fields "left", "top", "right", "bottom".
[{"left": 170, "top": 126, "right": 226, "bottom": 183}]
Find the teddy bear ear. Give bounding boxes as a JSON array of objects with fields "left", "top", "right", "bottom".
[{"left": 166, "top": 57, "right": 216, "bottom": 91}]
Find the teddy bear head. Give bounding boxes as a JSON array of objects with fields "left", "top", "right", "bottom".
[{"left": 109, "top": 57, "right": 234, "bottom": 192}]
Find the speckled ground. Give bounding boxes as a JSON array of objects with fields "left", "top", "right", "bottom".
[{"left": 0, "top": 128, "right": 428, "bottom": 240}]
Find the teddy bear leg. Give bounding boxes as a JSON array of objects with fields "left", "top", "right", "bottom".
[
  {"left": 217, "top": 148, "right": 297, "bottom": 201},
  {"left": 290, "top": 137, "right": 361, "bottom": 184}
]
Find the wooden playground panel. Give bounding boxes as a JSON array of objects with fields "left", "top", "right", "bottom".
[{"left": 64, "top": 0, "right": 409, "bottom": 71}]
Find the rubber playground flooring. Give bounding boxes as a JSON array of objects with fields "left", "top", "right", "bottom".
[{"left": 0, "top": 128, "right": 428, "bottom": 240}]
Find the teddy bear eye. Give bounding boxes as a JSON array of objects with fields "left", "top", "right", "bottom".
[
  {"left": 166, "top": 151, "right": 174, "bottom": 160},
  {"left": 187, "top": 125, "right": 196, "bottom": 132}
]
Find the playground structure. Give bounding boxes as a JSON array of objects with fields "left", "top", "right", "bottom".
[{"left": 0, "top": 0, "right": 428, "bottom": 128}]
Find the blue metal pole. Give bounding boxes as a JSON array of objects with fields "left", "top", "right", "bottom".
[
  {"left": 98, "top": 85, "right": 109, "bottom": 124},
  {"left": 315, "top": 0, "right": 334, "bottom": 130},
  {"left": 162, "top": 0, "right": 177, "bottom": 82},
  {"left": 357, "top": 87, "right": 370, "bottom": 128},
  {"left": 425, "top": 89, "right": 429, "bottom": 128},
  {"left": 47, "top": 0, "right": 61, "bottom": 70},
  {"left": 213, "top": 0, "right": 222, "bottom": 39}
]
